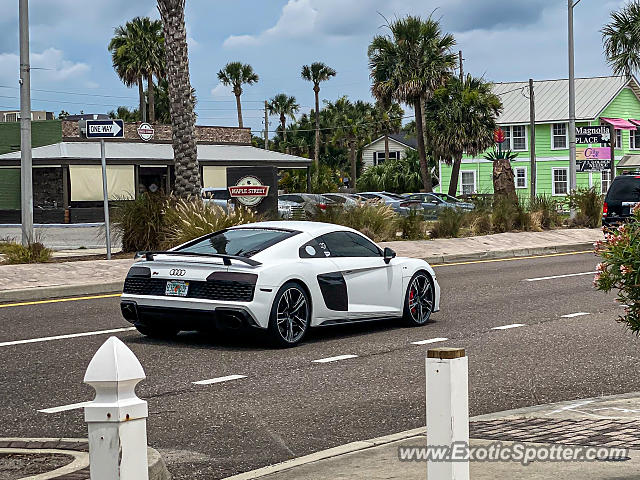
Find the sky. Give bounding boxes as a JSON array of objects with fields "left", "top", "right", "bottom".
[{"left": 0, "top": 0, "right": 628, "bottom": 136}]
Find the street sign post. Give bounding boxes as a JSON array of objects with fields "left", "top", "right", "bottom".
[{"left": 85, "top": 120, "right": 125, "bottom": 260}]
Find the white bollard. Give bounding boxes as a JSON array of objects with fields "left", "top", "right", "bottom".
[
  {"left": 426, "top": 347, "right": 469, "bottom": 480},
  {"left": 84, "top": 336, "right": 149, "bottom": 480}
]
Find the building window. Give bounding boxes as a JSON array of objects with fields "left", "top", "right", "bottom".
[
  {"left": 498, "top": 126, "right": 527, "bottom": 151},
  {"left": 601, "top": 170, "right": 611, "bottom": 194},
  {"left": 460, "top": 170, "right": 476, "bottom": 195},
  {"left": 514, "top": 167, "right": 527, "bottom": 189},
  {"left": 552, "top": 168, "right": 568, "bottom": 195},
  {"left": 631, "top": 129, "right": 640, "bottom": 149},
  {"left": 374, "top": 150, "right": 400, "bottom": 165},
  {"left": 552, "top": 123, "right": 567, "bottom": 149}
]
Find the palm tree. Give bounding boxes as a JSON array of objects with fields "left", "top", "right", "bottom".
[
  {"left": 423, "top": 75, "right": 502, "bottom": 196},
  {"left": 372, "top": 101, "right": 403, "bottom": 166},
  {"left": 217, "top": 62, "right": 259, "bottom": 129},
  {"left": 108, "top": 17, "right": 165, "bottom": 122},
  {"left": 369, "top": 15, "right": 456, "bottom": 192},
  {"left": 301, "top": 62, "right": 336, "bottom": 168},
  {"left": 157, "top": 0, "right": 201, "bottom": 198},
  {"left": 267, "top": 94, "right": 300, "bottom": 147},
  {"left": 602, "top": 1, "right": 640, "bottom": 76}
]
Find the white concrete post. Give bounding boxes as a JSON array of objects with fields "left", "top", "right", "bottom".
[
  {"left": 84, "top": 336, "right": 148, "bottom": 480},
  {"left": 426, "top": 347, "right": 469, "bottom": 480}
]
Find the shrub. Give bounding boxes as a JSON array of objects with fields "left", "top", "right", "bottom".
[
  {"left": 310, "top": 202, "right": 399, "bottom": 242},
  {"left": 162, "top": 199, "right": 259, "bottom": 248},
  {"left": 468, "top": 212, "right": 492, "bottom": 236},
  {"left": 1, "top": 241, "right": 52, "bottom": 264},
  {"left": 491, "top": 198, "right": 532, "bottom": 233},
  {"left": 430, "top": 208, "right": 465, "bottom": 238},
  {"left": 529, "top": 195, "right": 561, "bottom": 229},
  {"left": 356, "top": 148, "right": 424, "bottom": 194},
  {"left": 111, "top": 192, "right": 167, "bottom": 252},
  {"left": 398, "top": 209, "right": 427, "bottom": 240},
  {"left": 568, "top": 187, "right": 603, "bottom": 228},
  {"left": 594, "top": 205, "right": 640, "bottom": 333}
]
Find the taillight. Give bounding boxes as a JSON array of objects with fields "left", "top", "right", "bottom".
[
  {"left": 318, "top": 203, "right": 327, "bottom": 210},
  {"left": 603, "top": 202, "right": 608, "bottom": 217}
]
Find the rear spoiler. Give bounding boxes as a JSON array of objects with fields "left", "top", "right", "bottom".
[{"left": 136, "top": 251, "right": 262, "bottom": 267}]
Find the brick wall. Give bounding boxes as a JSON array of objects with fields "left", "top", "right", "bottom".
[{"left": 61, "top": 120, "right": 251, "bottom": 144}]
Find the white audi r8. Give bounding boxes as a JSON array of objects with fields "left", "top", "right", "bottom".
[{"left": 120, "top": 221, "right": 440, "bottom": 347}]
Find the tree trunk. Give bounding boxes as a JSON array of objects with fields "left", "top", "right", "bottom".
[
  {"left": 158, "top": 0, "right": 201, "bottom": 199},
  {"left": 349, "top": 141, "right": 357, "bottom": 189},
  {"left": 448, "top": 155, "right": 463, "bottom": 196},
  {"left": 384, "top": 134, "right": 390, "bottom": 164},
  {"left": 413, "top": 99, "right": 432, "bottom": 192},
  {"left": 493, "top": 158, "right": 517, "bottom": 201},
  {"left": 138, "top": 77, "right": 145, "bottom": 120},
  {"left": 314, "top": 85, "right": 320, "bottom": 169},
  {"left": 281, "top": 115, "right": 287, "bottom": 144},
  {"left": 235, "top": 92, "right": 243, "bottom": 128},
  {"left": 147, "top": 73, "right": 155, "bottom": 123}
]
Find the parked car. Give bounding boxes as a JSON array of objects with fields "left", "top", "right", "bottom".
[
  {"left": 322, "top": 193, "right": 359, "bottom": 209},
  {"left": 278, "top": 199, "right": 305, "bottom": 219},
  {"left": 356, "top": 192, "right": 423, "bottom": 216},
  {"left": 602, "top": 173, "right": 640, "bottom": 227},
  {"left": 121, "top": 221, "right": 441, "bottom": 347},
  {"left": 201, "top": 187, "right": 233, "bottom": 212},
  {"left": 279, "top": 193, "right": 334, "bottom": 216},
  {"left": 404, "top": 192, "right": 475, "bottom": 219}
]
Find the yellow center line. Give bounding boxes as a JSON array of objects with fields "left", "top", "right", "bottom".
[
  {"left": 0, "top": 250, "right": 595, "bottom": 308},
  {"left": 431, "top": 250, "right": 594, "bottom": 268},
  {"left": 0, "top": 293, "right": 122, "bottom": 309}
]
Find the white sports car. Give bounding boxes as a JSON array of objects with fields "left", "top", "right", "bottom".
[{"left": 120, "top": 221, "right": 440, "bottom": 347}]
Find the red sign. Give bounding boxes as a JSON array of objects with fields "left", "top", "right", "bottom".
[{"left": 228, "top": 185, "right": 269, "bottom": 197}]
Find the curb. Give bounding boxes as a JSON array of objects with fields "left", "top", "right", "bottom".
[
  {"left": 0, "top": 438, "right": 170, "bottom": 480},
  {"left": 0, "top": 281, "right": 124, "bottom": 304},
  {"left": 222, "top": 391, "right": 639, "bottom": 480},
  {"left": 0, "top": 243, "right": 595, "bottom": 304},
  {"left": 424, "top": 242, "right": 594, "bottom": 265}
]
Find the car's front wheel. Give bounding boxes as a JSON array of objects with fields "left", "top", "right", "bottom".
[
  {"left": 402, "top": 271, "right": 434, "bottom": 326},
  {"left": 268, "top": 281, "right": 311, "bottom": 347},
  {"left": 135, "top": 323, "right": 180, "bottom": 339}
]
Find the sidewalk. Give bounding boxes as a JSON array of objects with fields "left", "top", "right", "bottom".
[
  {"left": 224, "top": 392, "right": 640, "bottom": 480},
  {"left": 0, "top": 228, "right": 601, "bottom": 303}
]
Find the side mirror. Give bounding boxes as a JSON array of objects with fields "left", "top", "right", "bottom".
[{"left": 383, "top": 247, "right": 396, "bottom": 264}]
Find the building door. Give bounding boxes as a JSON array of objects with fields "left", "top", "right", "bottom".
[{"left": 138, "top": 167, "right": 168, "bottom": 195}]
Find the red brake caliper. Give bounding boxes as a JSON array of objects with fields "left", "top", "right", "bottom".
[{"left": 410, "top": 289, "right": 415, "bottom": 314}]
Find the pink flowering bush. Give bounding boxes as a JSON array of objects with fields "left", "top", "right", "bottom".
[{"left": 594, "top": 203, "right": 640, "bottom": 333}]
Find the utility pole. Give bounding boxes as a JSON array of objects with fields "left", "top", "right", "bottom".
[
  {"left": 264, "top": 100, "right": 269, "bottom": 150},
  {"left": 19, "top": 0, "right": 33, "bottom": 246},
  {"left": 568, "top": 0, "right": 579, "bottom": 218},
  {"left": 458, "top": 50, "right": 463, "bottom": 82},
  {"left": 529, "top": 79, "right": 536, "bottom": 198}
]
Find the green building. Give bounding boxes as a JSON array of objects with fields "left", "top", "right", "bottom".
[{"left": 438, "top": 75, "right": 640, "bottom": 199}]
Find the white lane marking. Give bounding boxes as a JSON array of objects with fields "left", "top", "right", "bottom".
[
  {"left": 411, "top": 337, "right": 449, "bottom": 346},
  {"left": 312, "top": 354, "right": 358, "bottom": 364},
  {"left": 492, "top": 324, "right": 525, "bottom": 330},
  {"left": 193, "top": 374, "right": 247, "bottom": 386},
  {"left": 525, "top": 271, "right": 595, "bottom": 282},
  {"left": 561, "top": 312, "right": 591, "bottom": 318},
  {"left": 0, "top": 327, "right": 137, "bottom": 348},
  {"left": 39, "top": 401, "right": 92, "bottom": 414}
]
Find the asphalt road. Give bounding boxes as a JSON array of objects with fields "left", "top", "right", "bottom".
[{"left": 1, "top": 251, "right": 634, "bottom": 479}]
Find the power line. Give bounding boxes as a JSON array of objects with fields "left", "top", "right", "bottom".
[{"left": 250, "top": 115, "right": 413, "bottom": 134}]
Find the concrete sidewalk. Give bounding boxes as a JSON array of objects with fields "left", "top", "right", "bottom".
[
  {"left": 224, "top": 392, "right": 640, "bottom": 480},
  {"left": 0, "top": 228, "right": 601, "bottom": 303}
]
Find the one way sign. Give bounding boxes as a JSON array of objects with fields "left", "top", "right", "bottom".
[{"left": 86, "top": 119, "right": 124, "bottom": 139}]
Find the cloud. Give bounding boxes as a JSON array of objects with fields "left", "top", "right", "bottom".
[
  {"left": 0, "top": 48, "right": 90, "bottom": 86},
  {"left": 210, "top": 82, "right": 232, "bottom": 98}
]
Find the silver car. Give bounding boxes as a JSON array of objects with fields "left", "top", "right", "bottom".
[{"left": 356, "top": 192, "right": 423, "bottom": 216}]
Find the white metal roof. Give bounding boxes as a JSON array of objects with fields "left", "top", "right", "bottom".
[
  {"left": 0, "top": 141, "right": 311, "bottom": 164},
  {"left": 492, "top": 75, "right": 640, "bottom": 125}
]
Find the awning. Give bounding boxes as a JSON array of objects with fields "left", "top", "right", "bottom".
[
  {"left": 600, "top": 117, "right": 637, "bottom": 130},
  {"left": 630, "top": 119, "right": 640, "bottom": 127},
  {"left": 618, "top": 154, "right": 640, "bottom": 168}
]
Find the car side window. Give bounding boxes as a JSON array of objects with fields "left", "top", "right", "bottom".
[
  {"left": 299, "top": 238, "right": 328, "bottom": 258},
  {"left": 281, "top": 195, "right": 304, "bottom": 203},
  {"left": 319, "top": 232, "right": 382, "bottom": 258}
]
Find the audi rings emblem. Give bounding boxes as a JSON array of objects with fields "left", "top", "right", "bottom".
[{"left": 169, "top": 269, "right": 186, "bottom": 276}]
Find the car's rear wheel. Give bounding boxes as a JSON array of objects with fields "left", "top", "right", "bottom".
[
  {"left": 402, "top": 271, "right": 434, "bottom": 326},
  {"left": 135, "top": 323, "right": 180, "bottom": 339},
  {"left": 268, "top": 281, "right": 310, "bottom": 347}
]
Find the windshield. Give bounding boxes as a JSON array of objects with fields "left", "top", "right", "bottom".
[
  {"left": 606, "top": 177, "right": 640, "bottom": 203},
  {"left": 176, "top": 228, "right": 295, "bottom": 257},
  {"left": 384, "top": 193, "right": 405, "bottom": 200}
]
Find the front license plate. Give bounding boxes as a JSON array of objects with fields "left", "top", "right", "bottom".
[{"left": 165, "top": 280, "right": 189, "bottom": 297}]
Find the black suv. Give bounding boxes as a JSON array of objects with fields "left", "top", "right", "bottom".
[{"left": 602, "top": 174, "right": 640, "bottom": 227}]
